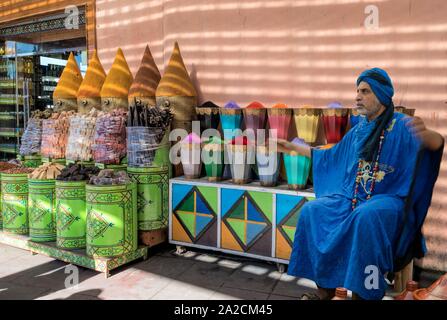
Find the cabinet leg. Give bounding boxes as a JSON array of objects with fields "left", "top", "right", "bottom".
[
  {"left": 176, "top": 245, "right": 187, "bottom": 255},
  {"left": 277, "top": 263, "right": 287, "bottom": 274}
]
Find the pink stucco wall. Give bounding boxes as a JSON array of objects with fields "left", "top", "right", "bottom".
[{"left": 96, "top": 0, "right": 447, "bottom": 271}]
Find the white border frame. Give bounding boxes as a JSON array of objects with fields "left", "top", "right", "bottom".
[{"left": 169, "top": 178, "right": 316, "bottom": 265}]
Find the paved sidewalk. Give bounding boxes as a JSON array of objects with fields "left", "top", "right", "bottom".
[{"left": 0, "top": 243, "right": 437, "bottom": 300}]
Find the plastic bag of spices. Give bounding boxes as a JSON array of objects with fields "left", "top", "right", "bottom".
[
  {"left": 66, "top": 109, "right": 102, "bottom": 162},
  {"left": 19, "top": 118, "right": 43, "bottom": 156},
  {"left": 40, "top": 111, "right": 75, "bottom": 159}
]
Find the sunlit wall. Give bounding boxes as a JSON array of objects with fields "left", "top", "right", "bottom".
[{"left": 95, "top": 0, "right": 447, "bottom": 272}]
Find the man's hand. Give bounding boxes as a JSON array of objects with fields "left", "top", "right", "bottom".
[
  {"left": 269, "top": 138, "right": 312, "bottom": 158},
  {"left": 274, "top": 139, "right": 297, "bottom": 154},
  {"left": 405, "top": 116, "right": 444, "bottom": 151}
]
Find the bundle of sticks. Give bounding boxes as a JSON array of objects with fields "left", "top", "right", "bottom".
[
  {"left": 29, "top": 162, "right": 65, "bottom": 180},
  {"left": 128, "top": 98, "right": 173, "bottom": 143},
  {"left": 127, "top": 99, "right": 173, "bottom": 167}
]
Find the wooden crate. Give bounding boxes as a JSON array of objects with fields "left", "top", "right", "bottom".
[{"left": 139, "top": 228, "right": 168, "bottom": 247}]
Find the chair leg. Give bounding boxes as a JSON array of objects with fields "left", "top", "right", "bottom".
[{"left": 394, "top": 260, "right": 414, "bottom": 293}]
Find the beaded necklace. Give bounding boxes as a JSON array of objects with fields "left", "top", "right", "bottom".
[{"left": 351, "top": 130, "right": 386, "bottom": 211}]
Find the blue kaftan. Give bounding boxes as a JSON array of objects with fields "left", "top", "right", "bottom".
[{"left": 287, "top": 112, "right": 443, "bottom": 300}]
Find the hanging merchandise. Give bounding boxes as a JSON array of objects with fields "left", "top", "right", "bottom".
[
  {"left": 66, "top": 109, "right": 102, "bottom": 162},
  {"left": 19, "top": 110, "right": 53, "bottom": 157},
  {"left": 41, "top": 111, "right": 75, "bottom": 159},
  {"left": 92, "top": 110, "right": 127, "bottom": 165}
]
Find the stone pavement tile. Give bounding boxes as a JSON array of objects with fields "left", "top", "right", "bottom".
[
  {"left": 222, "top": 263, "right": 280, "bottom": 294},
  {"left": 0, "top": 281, "right": 51, "bottom": 300},
  {"left": 150, "top": 279, "right": 218, "bottom": 300},
  {"left": 10, "top": 260, "right": 88, "bottom": 290},
  {"left": 209, "top": 287, "right": 269, "bottom": 300},
  {"left": 272, "top": 274, "right": 317, "bottom": 298},
  {"left": 37, "top": 288, "right": 104, "bottom": 300},
  {"left": 0, "top": 254, "right": 64, "bottom": 282},
  {"left": 216, "top": 258, "right": 243, "bottom": 270},
  {"left": 35, "top": 266, "right": 140, "bottom": 300},
  {"left": 171, "top": 260, "right": 237, "bottom": 289},
  {"left": 267, "top": 294, "right": 297, "bottom": 300},
  {"left": 0, "top": 244, "right": 28, "bottom": 263},
  {"left": 132, "top": 255, "right": 196, "bottom": 278},
  {"left": 89, "top": 269, "right": 174, "bottom": 300}
]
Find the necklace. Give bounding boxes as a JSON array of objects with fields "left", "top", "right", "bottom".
[{"left": 351, "top": 130, "right": 386, "bottom": 211}]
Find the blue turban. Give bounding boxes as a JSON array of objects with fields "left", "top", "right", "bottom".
[
  {"left": 356, "top": 68, "right": 395, "bottom": 161},
  {"left": 357, "top": 68, "right": 394, "bottom": 108}
]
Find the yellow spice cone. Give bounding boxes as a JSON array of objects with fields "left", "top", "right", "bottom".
[
  {"left": 129, "top": 45, "right": 161, "bottom": 103},
  {"left": 77, "top": 50, "right": 106, "bottom": 99},
  {"left": 53, "top": 52, "right": 82, "bottom": 99},
  {"left": 156, "top": 41, "right": 197, "bottom": 97},
  {"left": 100, "top": 48, "right": 133, "bottom": 99}
]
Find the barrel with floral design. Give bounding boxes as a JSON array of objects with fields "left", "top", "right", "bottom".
[
  {"left": 86, "top": 182, "right": 138, "bottom": 257},
  {"left": 56, "top": 180, "right": 87, "bottom": 249},
  {"left": 128, "top": 166, "right": 169, "bottom": 231},
  {"left": 1, "top": 173, "right": 29, "bottom": 234},
  {"left": 28, "top": 179, "right": 57, "bottom": 242}
]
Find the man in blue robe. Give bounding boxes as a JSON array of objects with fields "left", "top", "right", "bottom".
[{"left": 276, "top": 68, "right": 444, "bottom": 300}]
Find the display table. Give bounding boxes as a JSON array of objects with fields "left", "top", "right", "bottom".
[
  {"left": 0, "top": 231, "right": 148, "bottom": 278},
  {"left": 169, "top": 177, "right": 316, "bottom": 268}
]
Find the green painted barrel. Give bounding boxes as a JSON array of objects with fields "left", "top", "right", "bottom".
[
  {"left": 42, "top": 158, "right": 66, "bottom": 166},
  {"left": 128, "top": 166, "right": 169, "bottom": 231},
  {"left": 17, "top": 155, "right": 42, "bottom": 168},
  {"left": 1, "top": 173, "right": 29, "bottom": 235},
  {"left": 28, "top": 179, "right": 57, "bottom": 242},
  {"left": 56, "top": 180, "right": 87, "bottom": 249},
  {"left": 95, "top": 163, "right": 128, "bottom": 172},
  {"left": 66, "top": 160, "right": 95, "bottom": 167},
  {"left": 86, "top": 182, "right": 138, "bottom": 258}
]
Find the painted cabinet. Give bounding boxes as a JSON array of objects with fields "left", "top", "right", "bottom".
[{"left": 169, "top": 177, "right": 315, "bottom": 264}]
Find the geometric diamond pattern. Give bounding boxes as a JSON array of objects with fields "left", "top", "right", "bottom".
[
  {"left": 173, "top": 186, "right": 216, "bottom": 243},
  {"left": 87, "top": 209, "right": 114, "bottom": 240},
  {"left": 277, "top": 197, "right": 307, "bottom": 246},
  {"left": 223, "top": 191, "right": 271, "bottom": 251},
  {"left": 2, "top": 203, "right": 23, "bottom": 225},
  {"left": 57, "top": 204, "right": 79, "bottom": 232}
]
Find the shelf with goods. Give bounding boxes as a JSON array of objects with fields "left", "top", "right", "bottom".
[{"left": 0, "top": 47, "right": 36, "bottom": 159}]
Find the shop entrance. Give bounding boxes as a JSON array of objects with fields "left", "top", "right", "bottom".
[{"left": 0, "top": 10, "right": 87, "bottom": 160}]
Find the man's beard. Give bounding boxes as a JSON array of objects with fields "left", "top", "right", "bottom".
[{"left": 356, "top": 103, "right": 382, "bottom": 118}]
